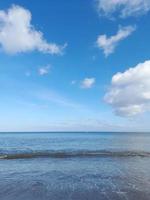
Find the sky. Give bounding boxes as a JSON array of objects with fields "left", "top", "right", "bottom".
[{"left": 0, "top": 0, "right": 150, "bottom": 132}]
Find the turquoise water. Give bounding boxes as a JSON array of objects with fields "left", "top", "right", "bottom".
[{"left": 0, "top": 132, "right": 150, "bottom": 199}]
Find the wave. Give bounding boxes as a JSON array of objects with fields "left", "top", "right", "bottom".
[{"left": 0, "top": 150, "right": 150, "bottom": 160}]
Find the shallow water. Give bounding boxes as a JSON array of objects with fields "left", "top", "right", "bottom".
[{"left": 0, "top": 132, "right": 150, "bottom": 200}]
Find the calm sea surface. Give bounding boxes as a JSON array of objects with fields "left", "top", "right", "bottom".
[{"left": 0, "top": 132, "right": 150, "bottom": 200}]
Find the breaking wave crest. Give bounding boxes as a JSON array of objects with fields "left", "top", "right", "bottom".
[{"left": 0, "top": 150, "right": 150, "bottom": 160}]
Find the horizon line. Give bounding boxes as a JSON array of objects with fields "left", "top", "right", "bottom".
[{"left": 0, "top": 131, "right": 149, "bottom": 133}]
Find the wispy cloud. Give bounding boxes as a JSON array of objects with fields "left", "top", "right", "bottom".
[
  {"left": 96, "top": 25, "right": 136, "bottom": 57},
  {"left": 96, "top": 0, "right": 150, "bottom": 18},
  {"left": 0, "top": 5, "right": 66, "bottom": 55},
  {"left": 10, "top": 118, "right": 144, "bottom": 132},
  {"left": 33, "top": 89, "right": 85, "bottom": 109},
  {"left": 71, "top": 80, "right": 76, "bottom": 85}
]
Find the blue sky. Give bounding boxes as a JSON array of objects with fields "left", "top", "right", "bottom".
[{"left": 0, "top": 0, "right": 150, "bottom": 131}]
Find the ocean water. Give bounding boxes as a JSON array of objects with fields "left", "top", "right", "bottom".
[{"left": 0, "top": 132, "right": 150, "bottom": 200}]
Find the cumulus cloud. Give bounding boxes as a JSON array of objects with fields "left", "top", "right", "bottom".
[
  {"left": 0, "top": 5, "right": 66, "bottom": 55},
  {"left": 38, "top": 65, "right": 50, "bottom": 76},
  {"left": 104, "top": 60, "right": 150, "bottom": 117},
  {"left": 97, "top": 0, "right": 150, "bottom": 18},
  {"left": 96, "top": 25, "right": 136, "bottom": 57},
  {"left": 80, "top": 78, "right": 95, "bottom": 89}
]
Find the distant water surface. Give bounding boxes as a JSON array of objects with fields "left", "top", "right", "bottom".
[{"left": 0, "top": 132, "right": 150, "bottom": 200}]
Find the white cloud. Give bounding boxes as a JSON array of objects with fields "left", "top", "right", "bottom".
[
  {"left": 0, "top": 5, "right": 66, "bottom": 55},
  {"left": 96, "top": 25, "right": 136, "bottom": 57},
  {"left": 104, "top": 60, "right": 150, "bottom": 117},
  {"left": 80, "top": 78, "right": 95, "bottom": 89},
  {"left": 97, "top": 0, "right": 150, "bottom": 18},
  {"left": 38, "top": 65, "right": 50, "bottom": 76}
]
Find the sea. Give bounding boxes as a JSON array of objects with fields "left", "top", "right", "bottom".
[{"left": 0, "top": 132, "right": 150, "bottom": 200}]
